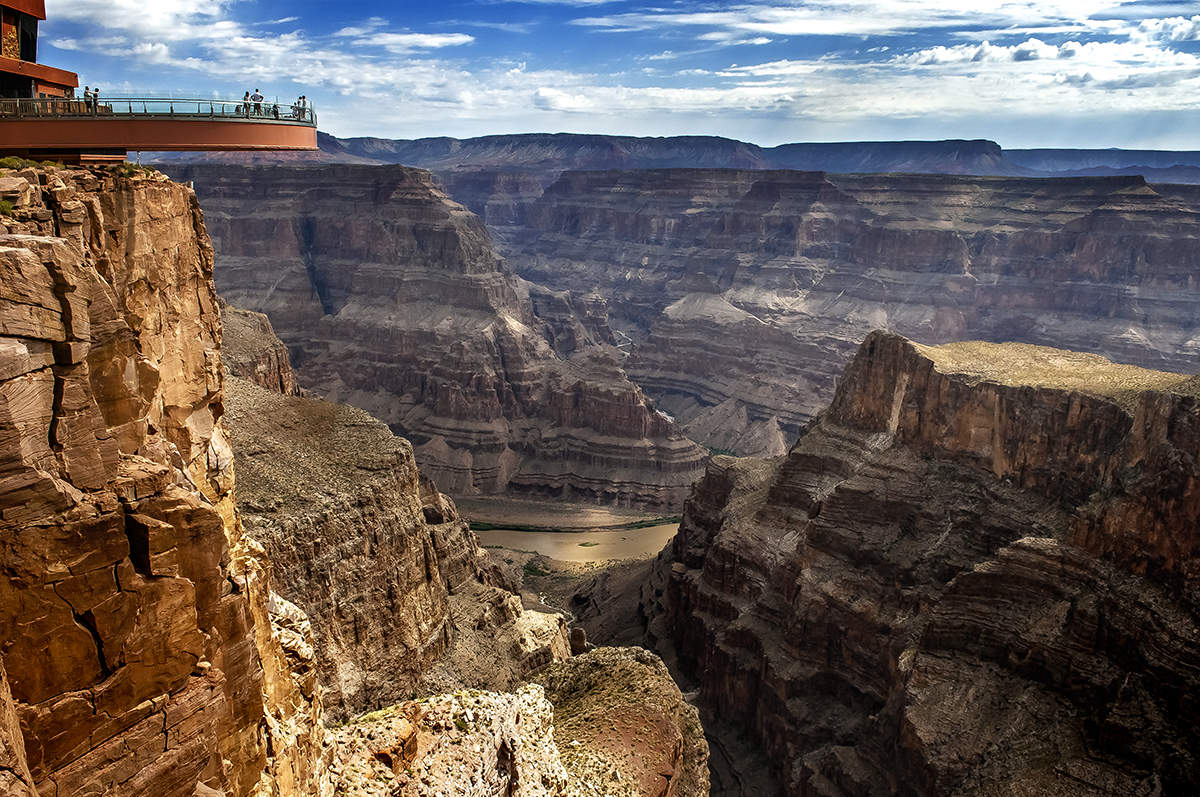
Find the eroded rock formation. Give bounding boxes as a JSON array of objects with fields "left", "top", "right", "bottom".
[
  {"left": 506, "top": 169, "right": 1200, "bottom": 455},
  {"left": 225, "top": 372, "right": 570, "bottom": 720},
  {"left": 329, "top": 647, "right": 708, "bottom": 797},
  {"left": 0, "top": 166, "right": 328, "bottom": 796},
  {"left": 167, "top": 164, "right": 706, "bottom": 509},
  {"left": 221, "top": 304, "right": 301, "bottom": 396},
  {"left": 535, "top": 647, "right": 709, "bottom": 797},
  {"left": 643, "top": 331, "right": 1200, "bottom": 795}
]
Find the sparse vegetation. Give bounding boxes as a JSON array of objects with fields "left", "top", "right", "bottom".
[
  {"left": 523, "top": 561, "right": 550, "bottom": 578},
  {"left": 0, "top": 156, "right": 62, "bottom": 170},
  {"left": 105, "top": 162, "right": 158, "bottom": 179},
  {"left": 0, "top": 200, "right": 13, "bottom": 217},
  {"left": 917, "top": 339, "right": 1198, "bottom": 411}
]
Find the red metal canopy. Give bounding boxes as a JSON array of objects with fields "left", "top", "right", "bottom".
[
  {"left": 1, "top": 1, "right": 46, "bottom": 21},
  {"left": 0, "top": 54, "right": 78, "bottom": 87}
]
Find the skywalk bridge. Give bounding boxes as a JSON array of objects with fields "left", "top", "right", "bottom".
[{"left": 0, "top": 96, "right": 319, "bottom": 162}]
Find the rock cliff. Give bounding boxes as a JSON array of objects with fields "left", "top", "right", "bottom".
[
  {"left": 224, "top": 371, "right": 571, "bottom": 721},
  {"left": 166, "top": 164, "right": 706, "bottom": 509},
  {"left": 643, "top": 331, "right": 1200, "bottom": 795},
  {"left": 0, "top": 165, "right": 328, "bottom": 796},
  {"left": 507, "top": 168, "right": 1200, "bottom": 455},
  {"left": 221, "top": 304, "right": 301, "bottom": 396}
]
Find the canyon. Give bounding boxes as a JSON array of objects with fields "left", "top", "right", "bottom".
[
  {"left": 4, "top": 141, "right": 1199, "bottom": 797},
  {"left": 0, "top": 163, "right": 707, "bottom": 796},
  {"left": 504, "top": 169, "right": 1200, "bottom": 455},
  {"left": 168, "top": 163, "right": 706, "bottom": 509},
  {"left": 166, "top": 155, "right": 1200, "bottom": 461}
]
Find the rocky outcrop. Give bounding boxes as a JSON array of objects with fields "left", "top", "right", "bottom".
[
  {"left": 643, "top": 331, "right": 1200, "bottom": 795},
  {"left": 221, "top": 304, "right": 300, "bottom": 395},
  {"left": 166, "top": 164, "right": 706, "bottom": 509},
  {"left": 329, "top": 648, "right": 708, "bottom": 797},
  {"left": 225, "top": 373, "right": 571, "bottom": 720},
  {"left": 507, "top": 168, "right": 1200, "bottom": 455},
  {"left": 535, "top": 647, "right": 709, "bottom": 797},
  {"left": 330, "top": 684, "right": 577, "bottom": 796},
  {"left": 0, "top": 165, "right": 328, "bottom": 797}
]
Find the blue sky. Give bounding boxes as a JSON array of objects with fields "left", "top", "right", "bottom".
[{"left": 39, "top": 1, "right": 1200, "bottom": 148}]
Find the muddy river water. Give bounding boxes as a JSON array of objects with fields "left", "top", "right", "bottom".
[
  {"left": 459, "top": 497, "right": 680, "bottom": 562},
  {"left": 473, "top": 523, "right": 679, "bottom": 562}
]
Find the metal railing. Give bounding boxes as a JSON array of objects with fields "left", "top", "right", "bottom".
[{"left": 0, "top": 96, "right": 317, "bottom": 126}]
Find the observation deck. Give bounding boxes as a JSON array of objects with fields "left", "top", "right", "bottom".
[{"left": 0, "top": 97, "right": 318, "bottom": 162}]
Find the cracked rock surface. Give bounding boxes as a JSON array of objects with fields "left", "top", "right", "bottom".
[{"left": 0, "top": 165, "right": 329, "bottom": 797}]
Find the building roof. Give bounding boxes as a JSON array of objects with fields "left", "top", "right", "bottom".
[
  {"left": 0, "top": 54, "right": 77, "bottom": 87},
  {"left": 1, "top": 2, "right": 46, "bottom": 21}
]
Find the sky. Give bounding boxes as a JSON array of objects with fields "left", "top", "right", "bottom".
[{"left": 38, "top": 0, "right": 1200, "bottom": 149}]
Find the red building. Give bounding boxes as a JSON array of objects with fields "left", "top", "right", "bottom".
[
  {"left": 0, "top": 1, "right": 316, "bottom": 161},
  {"left": 0, "top": 1, "right": 78, "bottom": 98}
]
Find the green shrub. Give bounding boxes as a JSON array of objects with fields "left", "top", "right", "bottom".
[
  {"left": 0, "top": 200, "right": 13, "bottom": 217},
  {"left": 523, "top": 561, "right": 549, "bottom": 578}
]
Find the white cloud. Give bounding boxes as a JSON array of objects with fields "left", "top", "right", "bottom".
[
  {"left": 1136, "top": 14, "right": 1200, "bottom": 42},
  {"left": 333, "top": 18, "right": 389, "bottom": 38},
  {"left": 46, "top": 0, "right": 242, "bottom": 42},
  {"left": 532, "top": 86, "right": 596, "bottom": 111},
  {"left": 350, "top": 32, "right": 475, "bottom": 53},
  {"left": 37, "top": 0, "right": 1200, "bottom": 148},
  {"left": 572, "top": 2, "right": 1131, "bottom": 38}
]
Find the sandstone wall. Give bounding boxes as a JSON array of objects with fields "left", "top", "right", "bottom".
[
  {"left": 225, "top": 373, "right": 571, "bottom": 722},
  {"left": 221, "top": 305, "right": 301, "bottom": 396},
  {"left": 0, "top": 166, "right": 327, "bottom": 796},
  {"left": 644, "top": 331, "right": 1200, "bottom": 795},
  {"left": 167, "top": 164, "right": 706, "bottom": 509},
  {"left": 504, "top": 169, "right": 1200, "bottom": 456}
]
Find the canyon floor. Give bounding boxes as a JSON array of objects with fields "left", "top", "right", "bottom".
[{"left": 460, "top": 496, "right": 678, "bottom": 624}]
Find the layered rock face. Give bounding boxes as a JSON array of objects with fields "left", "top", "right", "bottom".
[
  {"left": 221, "top": 304, "right": 301, "bottom": 395},
  {"left": 225, "top": 371, "right": 570, "bottom": 721},
  {"left": 508, "top": 169, "right": 1200, "bottom": 455},
  {"left": 166, "top": 164, "right": 705, "bottom": 509},
  {"left": 314, "top": 135, "right": 1014, "bottom": 240},
  {"left": 0, "top": 167, "right": 328, "bottom": 796},
  {"left": 644, "top": 331, "right": 1200, "bottom": 795}
]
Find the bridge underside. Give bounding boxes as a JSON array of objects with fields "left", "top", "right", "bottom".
[{"left": 1, "top": 117, "right": 317, "bottom": 161}]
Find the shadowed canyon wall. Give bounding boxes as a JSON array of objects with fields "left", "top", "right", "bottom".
[
  {"left": 168, "top": 164, "right": 706, "bottom": 509},
  {"left": 642, "top": 331, "right": 1200, "bottom": 795},
  {"left": 501, "top": 169, "right": 1200, "bottom": 455}
]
